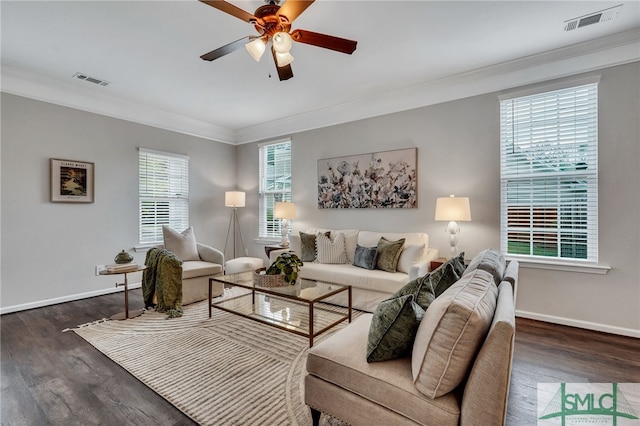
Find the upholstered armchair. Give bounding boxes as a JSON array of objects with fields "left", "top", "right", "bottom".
[{"left": 162, "top": 226, "right": 224, "bottom": 304}]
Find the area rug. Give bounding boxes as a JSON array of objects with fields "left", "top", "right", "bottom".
[{"left": 67, "top": 288, "right": 356, "bottom": 425}]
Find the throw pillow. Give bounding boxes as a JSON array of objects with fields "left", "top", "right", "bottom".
[
  {"left": 392, "top": 275, "right": 436, "bottom": 312},
  {"left": 396, "top": 243, "right": 426, "bottom": 274},
  {"left": 449, "top": 252, "right": 467, "bottom": 276},
  {"left": 162, "top": 225, "right": 200, "bottom": 261},
  {"left": 463, "top": 249, "right": 506, "bottom": 285},
  {"left": 299, "top": 231, "right": 330, "bottom": 262},
  {"left": 398, "top": 244, "right": 425, "bottom": 274},
  {"left": 366, "top": 294, "right": 425, "bottom": 362},
  {"left": 332, "top": 229, "right": 359, "bottom": 264},
  {"left": 316, "top": 232, "right": 348, "bottom": 264},
  {"left": 430, "top": 262, "right": 462, "bottom": 298},
  {"left": 412, "top": 269, "right": 498, "bottom": 398},
  {"left": 376, "top": 237, "right": 406, "bottom": 272},
  {"left": 353, "top": 244, "right": 378, "bottom": 270}
]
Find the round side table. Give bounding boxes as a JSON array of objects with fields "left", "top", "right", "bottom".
[{"left": 100, "top": 266, "right": 146, "bottom": 320}]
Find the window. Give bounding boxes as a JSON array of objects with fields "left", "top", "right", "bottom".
[
  {"left": 500, "top": 81, "right": 598, "bottom": 262},
  {"left": 258, "top": 140, "right": 292, "bottom": 239},
  {"left": 139, "top": 148, "right": 189, "bottom": 245}
]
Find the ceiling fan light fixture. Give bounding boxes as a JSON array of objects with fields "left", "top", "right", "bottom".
[
  {"left": 275, "top": 51, "right": 294, "bottom": 67},
  {"left": 272, "top": 31, "right": 293, "bottom": 53},
  {"left": 245, "top": 37, "right": 266, "bottom": 62}
]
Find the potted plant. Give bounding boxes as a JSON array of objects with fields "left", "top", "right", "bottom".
[{"left": 265, "top": 252, "right": 304, "bottom": 285}]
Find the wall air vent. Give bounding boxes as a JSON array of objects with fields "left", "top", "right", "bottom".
[
  {"left": 73, "top": 72, "right": 111, "bottom": 87},
  {"left": 564, "top": 4, "right": 622, "bottom": 31}
]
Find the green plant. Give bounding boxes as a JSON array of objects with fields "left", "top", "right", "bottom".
[{"left": 265, "top": 252, "right": 304, "bottom": 285}]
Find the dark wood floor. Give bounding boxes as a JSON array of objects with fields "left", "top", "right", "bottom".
[{"left": 2, "top": 289, "right": 639, "bottom": 425}]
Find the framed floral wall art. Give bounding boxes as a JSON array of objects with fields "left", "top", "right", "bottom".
[
  {"left": 50, "top": 158, "right": 95, "bottom": 203},
  {"left": 317, "top": 147, "right": 417, "bottom": 209}
]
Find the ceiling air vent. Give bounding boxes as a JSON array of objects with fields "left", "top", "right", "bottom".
[
  {"left": 564, "top": 4, "right": 622, "bottom": 31},
  {"left": 73, "top": 72, "right": 111, "bottom": 87}
]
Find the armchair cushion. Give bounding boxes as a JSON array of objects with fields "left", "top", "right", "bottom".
[
  {"left": 163, "top": 226, "right": 199, "bottom": 261},
  {"left": 182, "top": 260, "right": 222, "bottom": 279}
]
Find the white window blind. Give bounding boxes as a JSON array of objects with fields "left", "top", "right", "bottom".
[
  {"left": 500, "top": 82, "right": 598, "bottom": 262},
  {"left": 259, "top": 140, "right": 292, "bottom": 239},
  {"left": 139, "top": 148, "right": 189, "bottom": 245}
]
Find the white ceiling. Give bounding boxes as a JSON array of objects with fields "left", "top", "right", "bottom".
[{"left": 2, "top": 1, "right": 639, "bottom": 144}]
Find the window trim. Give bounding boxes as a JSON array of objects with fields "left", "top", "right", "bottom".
[
  {"left": 258, "top": 139, "right": 292, "bottom": 241},
  {"left": 499, "top": 77, "right": 605, "bottom": 269},
  {"left": 507, "top": 255, "right": 610, "bottom": 275},
  {"left": 138, "top": 147, "right": 190, "bottom": 246}
]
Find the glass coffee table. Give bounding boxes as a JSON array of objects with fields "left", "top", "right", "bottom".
[{"left": 209, "top": 272, "right": 352, "bottom": 347}]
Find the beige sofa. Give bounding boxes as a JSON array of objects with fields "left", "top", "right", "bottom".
[
  {"left": 270, "top": 228, "right": 438, "bottom": 312},
  {"left": 305, "top": 250, "right": 518, "bottom": 426}
]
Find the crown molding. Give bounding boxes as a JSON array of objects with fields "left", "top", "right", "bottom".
[
  {"left": 0, "top": 65, "right": 237, "bottom": 144},
  {"left": 237, "top": 29, "right": 640, "bottom": 144},
  {"left": 2, "top": 30, "right": 638, "bottom": 145}
]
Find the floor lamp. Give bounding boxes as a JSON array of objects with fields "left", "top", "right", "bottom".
[
  {"left": 224, "top": 191, "right": 246, "bottom": 259},
  {"left": 435, "top": 195, "right": 471, "bottom": 258}
]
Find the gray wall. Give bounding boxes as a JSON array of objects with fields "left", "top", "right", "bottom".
[
  {"left": 1, "top": 94, "right": 236, "bottom": 310},
  {"left": 2, "top": 62, "right": 638, "bottom": 335},
  {"left": 237, "top": 62, "right": 640, "bottom": 336}
]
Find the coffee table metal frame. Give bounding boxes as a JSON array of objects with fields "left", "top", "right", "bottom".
[{"left": 209, "top": 272, "right": 352, "bottom": 347}]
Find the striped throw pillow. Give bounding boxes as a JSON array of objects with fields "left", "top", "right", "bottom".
[{"left": 316, "top": 232, "right": 348, "bottom": 264}]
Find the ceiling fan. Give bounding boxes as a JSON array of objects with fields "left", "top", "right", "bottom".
[{"left": 199, "top": 0, "right": 358, "bottom": 81}]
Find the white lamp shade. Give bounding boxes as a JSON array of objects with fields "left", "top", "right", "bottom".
[
  {"left": 274, "top": 201, "right": 296, "bottom": 219},
  {"left": 245, "top": 37, "right": 266, "bottom": 62},
  {"left": 274, "top": 51, "right": 294, "bottom": 67},
  {"left": 225, "top": 191, "right": 246, "bottom": 208},
  {"left": 272, "top": 32, "right": 293, "bottom": 54},
  {"left": 435, "top": 195, "right": 471, "bottom": 221}
]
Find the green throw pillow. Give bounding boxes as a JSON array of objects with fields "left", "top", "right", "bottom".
[
  {"left": 299, "top": 231, "right": 329, "bottom": 262},
  {"left": 393, "top": 261, "right": 462, "bottom": 308},
  {"left": 446, "top": 252, "right": 466, "bottom": 276},
  {"left": 430, "top": 262, "right": 462, "bottom": 298},
  {"left": 376, "top": 237, "right": 405, "bottom": 272},
  {"left": 393, "top": 275, "right": 436, "bottom": 311},
  {"left": 367, "top": 294, "right": 424, "bottom": 362}
]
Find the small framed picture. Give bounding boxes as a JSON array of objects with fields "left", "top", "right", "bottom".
[{"left": 50, "top": 158, "right": 95, "bottom": 203}]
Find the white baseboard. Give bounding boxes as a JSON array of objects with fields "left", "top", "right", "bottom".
[
  {"left": 516, "top": 309, "right": 640, "bottom": 338},
  {"left": 3, "top": 290, "right": 638, "bottom": 339},
  {"left": 0, "top": 282, "right": 142, "bottom": 315}
]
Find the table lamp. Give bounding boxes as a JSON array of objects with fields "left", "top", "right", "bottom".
[
  {"left": 274, "top": 201, "right": 296, "bottom": 247},
  {"left": 435, "top": 195, "right": 471, "bottom": 258}
]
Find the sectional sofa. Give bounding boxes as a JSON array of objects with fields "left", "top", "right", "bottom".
[{"left": 305, "top": 249, "right": 518, "bottom": 426}]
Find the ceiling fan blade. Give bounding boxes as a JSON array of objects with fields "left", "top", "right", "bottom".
[
  {"left": 271, "top": 46, "right": 294, "bottom": 81},
  {"left": 199, "top": 0, "right": 260, "bottom": 24},
  {"left": 277, "top": 0, "right": 315, "bottom": 24},
  {"left": 201, "top": 36, "right": 251, "bottom": 61},
  {"left": 290, "top": 29, "right": 357, "bottom": 54}
]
